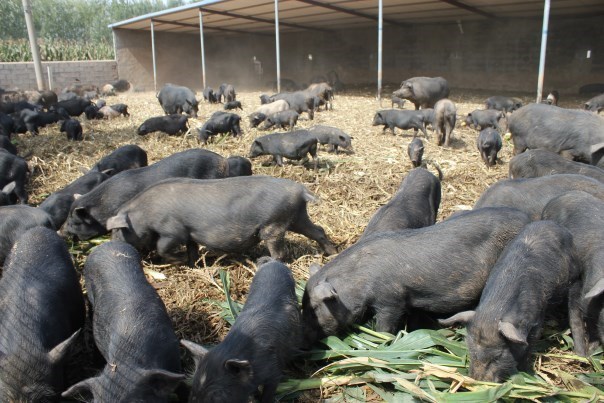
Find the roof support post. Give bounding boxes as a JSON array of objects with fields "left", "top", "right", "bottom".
[
  {"left": 377, "top": 0, "right": 383, "bottom": 101},
  {"left": 536, "top": 0, "right": 550, "bottom": 103},
  {"left": 199, "top": 10, "right": 206, "bottom": 89},
  {"left": 151, "top": 19, "right": 158, "bottom": 92},
  {"left": 274, "top": 0, "right": 281, "bottom": 93}
]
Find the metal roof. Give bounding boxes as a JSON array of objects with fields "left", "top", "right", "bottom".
[{"left": 109, "top": 0, "right": 604, "bottom": 34}]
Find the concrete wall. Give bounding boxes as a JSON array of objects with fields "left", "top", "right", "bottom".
[
  {"left": 0, "top": 61, "right": 118, "bottom": 91},
  {"left": 114, "top": 15, "right": 603, "bottom": 93}
]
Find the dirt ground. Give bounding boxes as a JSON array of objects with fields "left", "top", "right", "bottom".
[{"left": 15, "top": 86, "right": 597, "bottom": 398}]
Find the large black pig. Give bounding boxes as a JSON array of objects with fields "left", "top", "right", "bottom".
[
  {"left": 508, "top": 103, "right": 604, "bottom": 168},
  {"left": 181, "top": 258, "right": 301, "bottom": 402},
  {"left": 542, "top": 191, "right": 604, "bottom": 356},
  {"left": 393, "top": 77, "right": 449, "bottom": 110},
  {"left": 62, "top": 149, "right": 250, "bottom": 241},
  {"left": 359, "top": 168, "right": 441, "bottom": 241},
  {"left": 474, "top": 174, "right": 604, "bottom": 219},
  {"left": 439, "top": 221, "right": 579, "bottom": 382},
  {"left": 509, "top": 149, "right": 604, "bottom": 183},
  {"left": 0, "top": 227, "right": 85, "bottom": 402},
  {"left": 302, "top": 207, "right": 531, "bottom": 345},
  {"left": 106, "top": 176, "right": 337, "bottom": 265},
  {"left": 157, "top": 83, "right": 198, "bottom": 117},
  {"left": 62, "top": 241, "right": 184, "bottom": 402}
]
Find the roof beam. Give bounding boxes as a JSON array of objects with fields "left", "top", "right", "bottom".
[
  {"left": 438, "top": 0, "right": 496, "bottom": 19},
  {"left": 151, "top": 18, "right": 272, "bottom": 36},
  {"left": 295, "top": 0, "right": 407, "bottom": 27},
  {"left": 198, "top": 6, "right": 330, "bottom": 32}
]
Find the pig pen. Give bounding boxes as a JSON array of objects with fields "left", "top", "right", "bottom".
[{"left": 17, "top": 86, "right": 603, "bottom": 401}]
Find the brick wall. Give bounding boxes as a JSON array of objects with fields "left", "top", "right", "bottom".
[
  {"left": 114, "top": 15, "right": 603, "bottom": 94},
  {"left": 0, "top": 60, "right": 118, "bottom": 91}
]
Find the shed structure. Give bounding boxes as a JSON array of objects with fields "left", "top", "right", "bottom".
[{"left": 109, "top": 0, "right": 604, "bottom": 94}]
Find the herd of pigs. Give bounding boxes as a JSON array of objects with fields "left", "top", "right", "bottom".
[{"left": 0, "top": 75, "right": 603, "bottom": 402}]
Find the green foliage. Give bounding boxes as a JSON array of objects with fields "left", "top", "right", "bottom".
[{"left": 0, "top": 0, "right": 192, "bottom": 61}]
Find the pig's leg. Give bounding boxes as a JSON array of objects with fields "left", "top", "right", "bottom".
[
  {"left": 260, "top": 381, "right": 278, "bottom": 403},
  {"left": 568, "top": 281, "right": 588, "bottom": 356},
  {"left": 157, "top": 236, "right": 187, "bottom": 264},
  {"left": 289, "top": 209, "right": 337, "bottom": 255},
  {"left": 375, "top": 305, "right": 405, "bottom": 334},
  {"left": 260, "top": 224, "right": 286, "bottom": 260},
  {"left": 187, "top": 240, "right": 200, "bottom": 267},
  {"left": 274, "top": 155, "right": 284, "bottom": 167}
]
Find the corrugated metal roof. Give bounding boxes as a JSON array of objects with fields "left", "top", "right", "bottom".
[{"left": 109, "top": 0, "right": 604, "bottom": 34}]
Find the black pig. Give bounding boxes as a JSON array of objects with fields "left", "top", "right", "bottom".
[
  {"left": 137, "top": 114, "right": 188, "bottom": 136},
  {"left": 181, "top": 258, "right": 302, "bottom": 402},
  {"left": 393, "top": 77, "right": 450, "bottom": 110},
  {"left": 224, "top": 100, "right": 242, "bottom": 110},
  {"left": 439, "top": 221, "right": 579, "bottom": 382},
  {"left": 302, "top": 207, "right": 531, "bottom": 345},
  {"left": 474, "top": 174, "right": 604, "bottom": 220},
  {"left": 0, "top": 227, "right": 85, "bottom": 402},
  {"left": 585, "top": 93, "right": 604, "bottom": 114},
  {"left": 39, "top": 171, "right": 110, "bottom": 229},
  {"left": 263, "top": 110, "right": 299, "bottom": 131},
  {"left": 62, "top": 241, "right": 184, "bottom": 401},
  {"left": 60, "top": 118, "right": 83, "bottom": 141},
  {"left": 89, "top": 144, "right": 148, "bottom": 176},
  {"left": 248, "top": 130, "right": 319, "bottom": 168},
  {"left": 197, "top": 111, "right": 242, "bottom": 144},
  {"left": 62, "top": 149, "right": 250, "bottom": 241},
  {"left": 0, "top": 205, "right": 56, "bottom": 263},
  {"left": 0, "top": 151, "right": 29, "bottom": 204},
  {"left": 542, "top": 191, "right": 604, "bottom": 356},
  {"left": 359, "top": 168, "right": 441, "bottom": 241},
  {"left": 477, "top": 128, "right": 502, "bottom": 167},
  {"left": 434, "top": 99, "right": 456, "bottom": 146},
  {"left": 372, "top": 109, "right": 428, "bottom": 137},
  {"left": 308, "top": 125, "right": 352, "bottom": 153},
  {"left": 485, "top": 96, "right": 522, "bottom": 114},
  {"left": 407, "top": 138, "right": 424, "bottom": 167},
  {"left": 509, "top": 149, "right": 604, "bottom": 183},
  {"left": 106, "top": 176, "right": 337, "bottom": 265},
  {"left": 464, "top": 109, "right": 505, "bottom": 131}
]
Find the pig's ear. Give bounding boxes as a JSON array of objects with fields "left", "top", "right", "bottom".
[
  {"left": 62, "top": 377, "right": 97, "bottom": 399},
  {"left": 590, "top": 142, "right": 604, "bottom": 165},
  {"left": 49, "top": 329, "right": 81, "bottom": 365},
  {"left": 314, "top": 281, "right": 337, "bottom": 301},
  {"left": 1, "top": 181, "right": 16, "bottom": 195},
  {"left": 141, "top": 369, "right": 185, "bottom": 394},
  {"left": 252, "top": 140, "right": 264, "bottom": 152},
  {"left": 376, "top": 112, "right": 383, "bottom": 120},
  {"left": 180, "top": 339, "right": 209, "bottom": 365},
  {"left": 106, "top": 213, "right": 129, "bottom": 230},
  {"left": 225, "top": 359, "right": 253, "bottom": 381},
  {"left": 498, "top": 321, "right": 528, "bottom": 345},
  {"left": 74, "top": 206, "right": 88, "bottom": 219},
  {"left": 338, "top": 135, "right": 347, "bottom": 142},
  {"left": 585, "top": 278, "right": 604, "bottom": 300},
  {"left": 309, "top": 263, "right": 322, "bottom": 277},
  {"left": 438, "top": 311, "right": 475, "bottom": 327}
]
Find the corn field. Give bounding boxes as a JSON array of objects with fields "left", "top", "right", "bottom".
[{"left": 0, "top": 39, "right": 114, "bottom": 62}]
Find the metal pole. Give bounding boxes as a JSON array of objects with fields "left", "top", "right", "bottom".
[
  {"left": 199, "top": 10, "right": 206, "bottom": 89},
  {"left": 47, "top": 65, "right": 52, "bottom": 90},
  {"left": 536, "top": 0, "right": 550, "bottom": 103},
  {"left": 112, "top": 30, "right": 117, "bottom": 61},
  {"left": 377, "top": 0, "right": 383, "bottom": 101},
  {"left": 22, "top": 0, "right": 45, "bottom": 90},
  {"left": 274, "top": 0, "right": 281, "bottom": 93},
  {"left": 151, "top": 19, "right": 157, "bottom": 92}
]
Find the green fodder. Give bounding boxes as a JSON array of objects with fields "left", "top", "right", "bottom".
[{"left": 0, "top": 38, "right": 113, "bottom": 62}]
